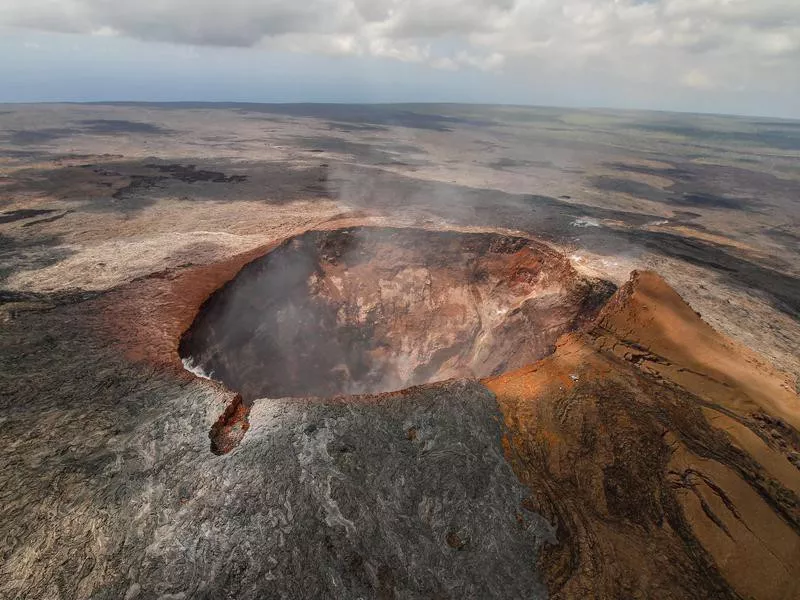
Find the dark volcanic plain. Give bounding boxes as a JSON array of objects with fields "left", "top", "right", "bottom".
[{"left": 1, "top": 103, "right": 799, "bottom": 599}]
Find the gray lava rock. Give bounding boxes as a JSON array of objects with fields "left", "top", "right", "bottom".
[{"left": 0, "top": 303, "right": 551, "bottom": 599}]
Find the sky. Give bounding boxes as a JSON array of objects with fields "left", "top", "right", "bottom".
[{"left": 1, "top": 0, "right": 799, "bottom": 118}]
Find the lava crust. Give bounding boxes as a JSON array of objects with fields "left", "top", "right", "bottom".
[{"left": 179, "top": 227, "right": 616, "bottom": 400}]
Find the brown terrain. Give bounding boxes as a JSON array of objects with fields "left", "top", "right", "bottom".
[
  {"left": 487, "top": 271, "right": 799, "bottom": 599},
  {"left": 1, "top": 103, "right": 798, "bottom": 599}
]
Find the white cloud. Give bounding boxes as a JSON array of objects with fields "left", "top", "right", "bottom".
[
  {"left": 456, "top": 50, "right": 505, "bottom": 71},
  {"left": 91, "top": 26, "right": 118, "bottom": 37},
  {"left": 1, "top": 0, "right": 799, "bottom": 94},
  {"left": 681, "top": 68, "right": 714, "bottom": 90},
  {"left": 431, "top": 56, "right": 458, "bottom": 70},
  {"left": 368, "top": 37, "right": 428, "bottom": 63}
]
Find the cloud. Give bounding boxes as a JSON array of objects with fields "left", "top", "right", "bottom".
[
  {"left": 1, "top": 0, "right": 799, "bottom": 93},
  {"left": 456, "top": 50, "right": 505, "bottom": 71},
  {"left": 681, "top": 68, "right": 714, "bottom": 90},
  {"left": 3, "top": 0, "right": 358, "bottom": 46}
]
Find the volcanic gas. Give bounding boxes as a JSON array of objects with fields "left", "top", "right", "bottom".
[{"left": 179, "top": 227, "right": 616, "bottom": 401}]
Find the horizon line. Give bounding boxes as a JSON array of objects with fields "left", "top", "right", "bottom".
[{"left": 1, "top": 99, "right": 798, "bottom": 122}]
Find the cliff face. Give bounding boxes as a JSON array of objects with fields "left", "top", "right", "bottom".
[{"left": 486, "top": 270, "right": 800, "bottom": 600}]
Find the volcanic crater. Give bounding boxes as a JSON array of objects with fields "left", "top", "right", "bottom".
[{"left": 179, "top": 227, "right": 617, "bottom": 403}]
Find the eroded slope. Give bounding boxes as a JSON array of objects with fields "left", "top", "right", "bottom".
[{"left": 486, "top": 271, "right": 800, "bottom": 600}]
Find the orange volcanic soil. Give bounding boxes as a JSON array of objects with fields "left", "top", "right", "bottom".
[{"left": 486, "top": 271, "right": 800, "bottom": 600}]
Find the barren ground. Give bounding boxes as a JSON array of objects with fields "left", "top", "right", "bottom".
[{"left": 1, "top": 103, "right": 798, "bottom": 599}]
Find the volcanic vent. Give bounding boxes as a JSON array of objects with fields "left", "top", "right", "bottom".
[{"left": 180, "top": 227, "right": 616, "bottom": 401}]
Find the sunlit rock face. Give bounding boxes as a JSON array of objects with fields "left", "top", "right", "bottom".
[{"left": 180, "top": 227, "right": 616, "bottom": 400}]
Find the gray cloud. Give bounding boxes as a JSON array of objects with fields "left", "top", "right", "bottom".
[
  {"left": 2, "top": 0, "right": 799, "bottom": 94},
  {"left": 4, "top": 0, "right": 359, "bottom": 46}
]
